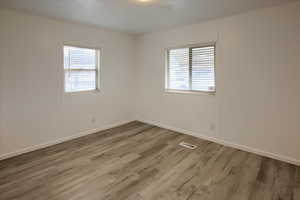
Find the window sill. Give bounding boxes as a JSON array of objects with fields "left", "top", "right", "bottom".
[
  {"left": 64, "top": 89, "right": 101, "bottom": 95},
  {"left": 164, "top": 89, "right": 216, "bottom": 96}
]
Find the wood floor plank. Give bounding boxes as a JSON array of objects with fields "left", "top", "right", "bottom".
[{"left": 0, "top": 121, "right": 299, "bottom": 200}]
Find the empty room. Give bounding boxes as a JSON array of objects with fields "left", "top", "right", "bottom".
[{"left": 1, "top": 0, "right": 300, "bottom": 199}]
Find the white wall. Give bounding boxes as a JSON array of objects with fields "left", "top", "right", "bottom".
[
  {"left": 135, "top": 2, "right": 300, "bottom": 162},
  {"left": 0, "top": 9, "right": 136, "bottom": 157}
]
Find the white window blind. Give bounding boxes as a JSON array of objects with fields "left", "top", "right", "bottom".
[
  {"left": 64, "top": 46, "right": 99, "bottom": 92},
  {"left": 167, "top": 45, "right": 215, "bottom": 93}
]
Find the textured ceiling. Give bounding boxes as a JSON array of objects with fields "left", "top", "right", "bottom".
[{"left": 0, "top": 0, "right": 298, "bottom": 34}]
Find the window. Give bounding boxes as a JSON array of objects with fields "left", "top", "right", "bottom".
[
  {"left": 166, "top": 44, "right": 215, "bottom": 93},
  {"left": 64, "top": 46, "right": 100, "bottom": 92}
]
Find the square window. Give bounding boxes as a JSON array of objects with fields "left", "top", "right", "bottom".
[{"left": 64, "top": 46, "right": 100, "bottom": 93}]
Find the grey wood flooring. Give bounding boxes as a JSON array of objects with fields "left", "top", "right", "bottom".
[{"left": 0, "top": 121, "right": 299, "bottom": 200}]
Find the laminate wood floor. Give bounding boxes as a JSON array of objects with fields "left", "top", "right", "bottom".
[{"left": 0, "top": 121, "right": 299, "bottom": 200}]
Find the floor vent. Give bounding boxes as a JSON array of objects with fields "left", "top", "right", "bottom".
[{"left": 179, "top": 142, "right": 197, "bottom": 150}]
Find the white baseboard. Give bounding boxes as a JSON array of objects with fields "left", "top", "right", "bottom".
[
  {"left": 138, "top": 119, "right": 300, "bottom": 166},
  {"left": 2, "top": 118, "right": 299, "bottom": 166},
  {"left": 0, "top": 120, "right": 133, "bottom": 161}
]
